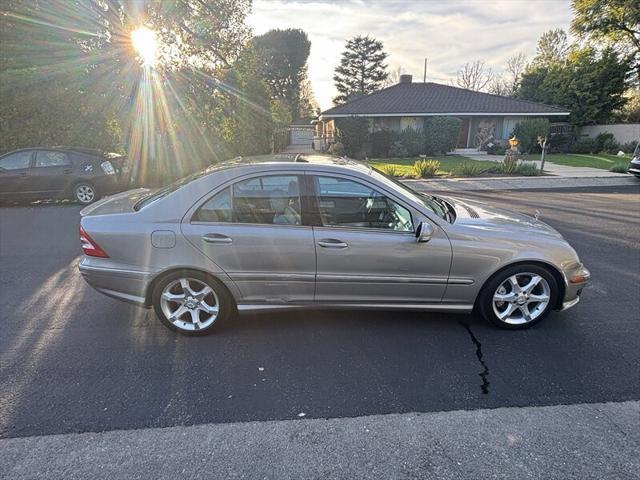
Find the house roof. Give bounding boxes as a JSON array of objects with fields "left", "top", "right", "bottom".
[{"left": 321, "top": 82, "right": 570, "bottom": 117}]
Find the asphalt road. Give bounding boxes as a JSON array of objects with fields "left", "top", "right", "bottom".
[{"left": 1, "top": 186, "right": 639, "bottom": 439}]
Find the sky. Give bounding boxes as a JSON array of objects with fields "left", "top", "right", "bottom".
[{"left": 248, "top": 0, "right": 574, "bottom": 110}]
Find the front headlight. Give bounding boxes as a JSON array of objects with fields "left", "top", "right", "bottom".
[{"left": 100, "top": 160, "right": 116, "bottom": 175}]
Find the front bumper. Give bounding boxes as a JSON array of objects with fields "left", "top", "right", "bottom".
[
  {"left": 79, "top": 257, "right": 153, "bottom": 307},
  {"left": 628, "top": 159, "right": 640, "bottom": 176},
  {"left": 560, "top": 263, "right": 590, "bottom": 311}
]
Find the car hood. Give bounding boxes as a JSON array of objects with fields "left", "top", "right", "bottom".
[
  {"left": 441, "top": 195, "right": 564, "bottom": 239},
  {"left": 80, "top": 188, "right": 150, "bottom": 216}
]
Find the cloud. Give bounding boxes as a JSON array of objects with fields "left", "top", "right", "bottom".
[{"left": 248, "top": 0, "right": 573, "bottom": 109}]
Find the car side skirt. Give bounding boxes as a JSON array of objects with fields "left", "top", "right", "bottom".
[{"left": 236, "top": 303, "right": 473, "bottom": 314}]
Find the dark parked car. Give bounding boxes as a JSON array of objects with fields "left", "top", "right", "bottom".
[
  {"left": 0, "top": 147, "right": 127, "bottom": 204},
  {"left": 628, "top": 141, "right": 640, "bottom": 178}
]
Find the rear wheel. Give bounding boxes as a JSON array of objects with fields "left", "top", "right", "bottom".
[
  {"left": 152, "top": 271, "right": 233, "bottom": 336},
  {"left": 478, "top": 264, "right": 559, "bottom": 329},
  {"left": 73, "top": 182, "right": 98, "bottom": 204}
]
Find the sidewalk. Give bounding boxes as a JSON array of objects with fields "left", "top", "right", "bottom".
[
  {"left": 405, "top": 174, "right": 638, "bottom": 192},
  {"left": 2, "top": 401, "right": 637, "bottom": 479}
]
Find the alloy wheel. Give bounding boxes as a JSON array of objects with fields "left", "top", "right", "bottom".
[
  {"left": 76, "top": 185, "right": 95, "bottom": 203},
  {"left": 160, "top": 277, "right": 219, "bottom": 331},
  {"left": 492, "top": 273, "right": 551, "bottom": 325}
]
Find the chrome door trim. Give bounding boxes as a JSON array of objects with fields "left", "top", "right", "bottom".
[{"left": 316, "top": 274, "right": 449, "bottom": 284}]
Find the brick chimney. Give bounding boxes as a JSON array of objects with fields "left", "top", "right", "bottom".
[{"left": 399, "top": 74, "right": 412, "bottom": 84}]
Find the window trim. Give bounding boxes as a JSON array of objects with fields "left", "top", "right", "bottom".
[
  {"left": 309, "top": 173, "right": 416, "bottom": 234},
  {"left": 34, "top": 150, "right": 72, "bottom": 168},
  {"left": 189, "top": 172, "right": 312, "bottom": 228}
]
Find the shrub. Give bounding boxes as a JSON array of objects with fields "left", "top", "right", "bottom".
[
  {"left": 609, "top": 162, "right": 628, "bottom": 173},
  {"left": 412, "top": 159, "right": 440, "bottom": 178},
  {"left": 327, "top": 142, "right": 345, "bottom": 156},
  {"left": 423, "top": 117, "right": 462, "bottom": 155},
  {"left": 336, "top": 117, "right": 369, "bottom": 158},
  {"left": 512, "top": 118, "right": 550, "bottom": 153},
  {"left": 501, "top": 155, "right": 519, "bottom": 174},
  {"left": 548, "top": 132, "right": 574, "bottom": 153},
  {"left": 455, "top": 161, "right": 485, "bottom": 177},
  {"left": 517, "top": 162, "right": 541, "bottom": 176},
  {"left": 486, "top": 143, "right": 506, "bottom": 155},
  {"left": 572, "top": 138, "right": 598, "bottom": 153},
  {"left": 595, "top": 132, "right": 619, "bottom": 153},
  {"left": 400, "top": 127, "right": 424, "bottom": 156},
  {"left": 389, "top": 141, "right": 408, "bottom": 157},
  {"left": 378, "top": 164, "right": 402, "bottom": 177},
  {"left": 620, "top": 141, "right": 638, "bottom": 153},
  {"left": 370, "top": 129, "right": 394, "bottom": 157}
]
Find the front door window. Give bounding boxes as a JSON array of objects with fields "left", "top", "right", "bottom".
[{"left": 314, "top": 176, "right": 413, "bottom": 232}]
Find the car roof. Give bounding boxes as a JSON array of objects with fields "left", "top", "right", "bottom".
[
  {"left": 203, "top": 153, "right": 373, "bottom": 176},
  {"left": 0, "top": 147, "right": 122, "bottom": 158}
]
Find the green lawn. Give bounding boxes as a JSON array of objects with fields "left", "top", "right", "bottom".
[
  {"left": 369, "top": 155, "right": 496, "bottom": 177},
  {"left": 524, "top": 153, "right": 631, "bottom": 170}
]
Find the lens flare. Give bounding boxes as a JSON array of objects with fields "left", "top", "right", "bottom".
[{"left": 131, "top": 27, "right": 158, "bottom": 66}]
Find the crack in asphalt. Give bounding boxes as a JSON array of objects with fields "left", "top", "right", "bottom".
[{"left": 460, "top": 322, "right": 490, "bottom": 395}]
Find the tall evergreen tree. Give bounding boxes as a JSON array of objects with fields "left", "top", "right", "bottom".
[
  {"left": 333, "top": 35, "right": 388, "bottom": 104},
  {"left": 253, "top": 28, "right": 312, "bottom": 118}
]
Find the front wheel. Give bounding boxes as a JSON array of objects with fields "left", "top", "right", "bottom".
[
  {"left": 152, "top": 271, "right": 234, "bottom": 336},
  {"left": 478, "top": 264, "right": 559, "bottom": 329}
]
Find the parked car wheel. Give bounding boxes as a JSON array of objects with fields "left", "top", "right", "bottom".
[
  {"left": 73, "top": 182, "right": 98, "bottom": 204},
  {"left": 152, "top": 270, "right": 234, "bottom": 336},
  {"left": 478, "top": 264, "right": 559, "bottom": 329}
]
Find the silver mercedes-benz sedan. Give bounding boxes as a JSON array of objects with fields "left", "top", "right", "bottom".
[{"left": 79, "top": 155, "right": 590, "bottom": 335}]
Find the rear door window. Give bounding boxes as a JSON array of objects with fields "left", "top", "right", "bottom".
[{"left": 194, "top": 175, "right": 302, "bottom": 226}]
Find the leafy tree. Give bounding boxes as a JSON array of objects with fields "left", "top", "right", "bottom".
[
  {"left": 532, "top": 29, "right": 570, "bottom": 68},
  {"left": 253, "top": 28, "right": 312, "bottom": 118},
  {"left": 333, "top": 35, "right": 388, "bottom": 104},
  {"left": 571, "top": 0, "right": 640, "bottom": 82},
  {"left": 517, "top": 47, "right": 630, "bottom": 125}
]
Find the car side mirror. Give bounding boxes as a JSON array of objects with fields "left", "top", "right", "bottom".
[{"left": 416, "top": 221, "right": 434, "bottom": 243}]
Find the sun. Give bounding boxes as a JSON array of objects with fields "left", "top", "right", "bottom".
[{"left": 131, "top": 27, "right": 158, "bottom": 66}]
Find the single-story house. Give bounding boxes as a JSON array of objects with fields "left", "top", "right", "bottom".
[{"left": 315, "top": 74, "right": 570, "bottom": 151}]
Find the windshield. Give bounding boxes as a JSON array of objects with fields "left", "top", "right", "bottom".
[{"left": 370, "top": 167, "right": 452, "bottom": 221}]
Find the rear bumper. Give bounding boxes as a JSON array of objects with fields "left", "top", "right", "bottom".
[
  {"left": 79, "top": 258, "right": 153, "bottom": 307},
  {"left": 629, "top": 159, "right": 640, "bottom": 176}
]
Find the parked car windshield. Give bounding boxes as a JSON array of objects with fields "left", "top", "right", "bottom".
[{"left": 370, "top": 167, "right": 452, "bottom": 221}]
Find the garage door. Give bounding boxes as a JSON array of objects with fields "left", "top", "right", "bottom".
[{"left": 290, "top": 128, "right": 314, "bottom": 145}]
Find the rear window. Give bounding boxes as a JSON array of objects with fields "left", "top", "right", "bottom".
[{"left": 134, "top": 168, "right": 213, "bottom": 211}]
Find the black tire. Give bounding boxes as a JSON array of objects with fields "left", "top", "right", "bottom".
[
  {"left": 477, "top": 264, "right": 559, "bottom": 330},
  {"left": 73, "top": 182, "right": 99, "bottom": 204},
  {"left": 152, "top": 270, "right": 234, "bottom": 336}
]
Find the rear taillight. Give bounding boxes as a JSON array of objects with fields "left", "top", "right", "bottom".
[{"left": 79, "top": 226, "right": 109, "bottom": 258}]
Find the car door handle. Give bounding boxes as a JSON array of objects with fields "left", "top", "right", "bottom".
[
  {"left": 63, "top": 169, "right": 73, "bottom": 174},
  {"left": 202, "top": 233, "right": 233, "bottom": 245},
  {"left": 317, "top": 239, "right": 348, "bottom": 249}
]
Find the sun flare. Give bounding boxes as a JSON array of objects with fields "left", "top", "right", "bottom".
[{"left": 131, "top": 27, "right": 158, "bottom": 66}]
